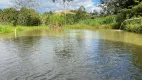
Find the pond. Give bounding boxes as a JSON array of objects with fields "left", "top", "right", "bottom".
[{"left": 0, "top": 29, "right": 142, "bottom": 80}]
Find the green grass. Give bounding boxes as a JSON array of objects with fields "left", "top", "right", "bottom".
[
  {"left": 0, "top": 25, "right": 49, "bottom": 33},
  {"left": 63, "top": 23, "right": 115, "bottom": 30},
  {"left": 0, "top": 25, "right": 14, "bottom": 33},
  {"left": 0, "top": 24, "right": 116, "bottom": 34},
  {"left": 16, "top": 25, "right": 49, "bottom": 31}
]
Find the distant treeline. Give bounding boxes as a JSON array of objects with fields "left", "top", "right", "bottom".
[{"left": 0, "top": 6, "right": 94, "bottom": 27}]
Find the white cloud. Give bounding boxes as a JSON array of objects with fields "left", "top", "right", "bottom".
[
  {"left": 0, "top": 0, "right": 12, "bottom": 9},
  {"left": 0, "top": 0, "right": 101, "bottom": 13},
  {"left": 38, "top": 0, "right": 99, "bottom": 13}
]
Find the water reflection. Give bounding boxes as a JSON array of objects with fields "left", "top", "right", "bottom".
[
  {"left": 13, "top": 36, "right": 41, "bottom": 57},
  {"left": 0, "top": 30, "right": 142, "bottom": 80},
  {"left": 54, "top": 37, "right": 72, "bottom": 54}
]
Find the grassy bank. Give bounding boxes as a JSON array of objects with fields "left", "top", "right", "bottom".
[
  {"left": 0, "top": 24, "right": 116, "bottom": 34},
  {"left": 64, "top": 24, "right": 115, "bottom": 30},
  {"left": 0, "top": 25, "right": 49, "bottom": 33}
]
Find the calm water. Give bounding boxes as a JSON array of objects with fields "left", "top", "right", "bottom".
[{"left": 0, "top": 29, "right": 142, "bottom": 80}]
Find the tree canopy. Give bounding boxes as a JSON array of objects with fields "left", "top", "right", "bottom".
[{"left": 100, "top": 0, "right": 142, "bottom": 14}]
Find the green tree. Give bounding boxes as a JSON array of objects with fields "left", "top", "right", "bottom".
[
  {"left": 18, "top": 7, "right": 41, "bottom": 26},
  {"left": 75, "top": 6, "right": 88, "bottom": 22},
  {"left": 133, "top": 2, "right": 142, "bottom": 16},
  {"left": 0, "top": 7, "right": 41, "bottom": 26},
  {"left": 0, "top": 8, "right": 18, "bottom": 26},
  {"left": 101, "top": 0, "right": 140, "bottom": 14}
]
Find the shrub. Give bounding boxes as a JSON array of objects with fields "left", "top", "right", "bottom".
[
  {"left": 124, "top": 17, "right": 142, "bottom": 33},
  {"left": 18, "top": 7, "right": 41, "bottom": 26},
  {"left": 116, "top": 2, "right": 142, "bottom": 26}
]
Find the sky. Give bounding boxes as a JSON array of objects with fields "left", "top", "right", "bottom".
[{"left": 0, "top": 0, "right": 101, "bottom": 13}]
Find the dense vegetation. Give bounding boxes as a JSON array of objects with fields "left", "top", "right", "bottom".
[
  {"left": 0, "top": 0, "right": 142, "bottom": 33},
  {"left": 0, "top": 7, "right": 41, "bottom": 26},
  {"left": 100, "top": 0, "right": 142, "bottom": 33}
]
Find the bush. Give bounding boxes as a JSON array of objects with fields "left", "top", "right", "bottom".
[
  {"left": 124, "top": 18, "right": 142, "bottom": 33},
  {"left": 18, "top": 7, "right": 41, "bottom": 26},
  {"left": 116, "top": 9, "right": 133, "bottom": 24},
  {"left": 116, "top": 2, "right": 142, "bottom": 26}
]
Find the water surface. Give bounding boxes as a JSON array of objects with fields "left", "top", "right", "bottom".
[{"left": 0, "top": 29, "right": 142, "bottom": 80}]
